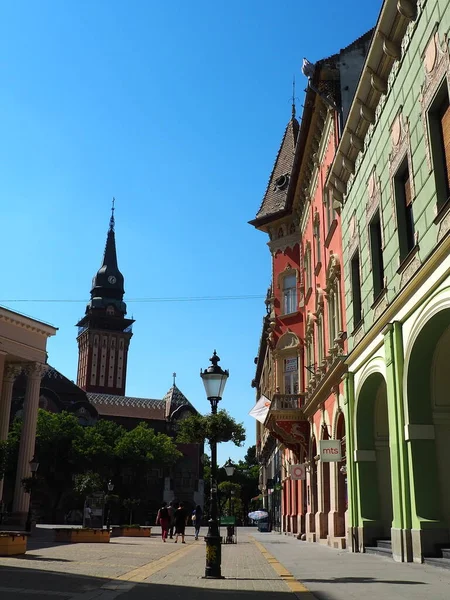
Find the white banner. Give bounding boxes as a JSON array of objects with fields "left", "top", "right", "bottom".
[
  {"left": 290, "top": 464, "right": 306, "bottom": 480},
  {"left": 249, "top": 395, "right": 271, "bottom": 424},
  {"left": 319, "top": 440, "right": 342, "bottom": 462}
]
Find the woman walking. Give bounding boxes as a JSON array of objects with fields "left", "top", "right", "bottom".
[
  {"left": 192, "top": 505, "right": 203, "bottom": 540},
  {"left": 174, "top": 502, "right": 188, "bottom": 544},
  {"left": 156, "top": 501, "right": 170, "bottom": 542}
]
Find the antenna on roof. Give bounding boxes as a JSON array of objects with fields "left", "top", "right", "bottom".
[
  {"left": 173, "top": 372, "right": 176, "bottom": 386},
  {"left": 291, "top": 76, "right": 296, "bottom": 119}
]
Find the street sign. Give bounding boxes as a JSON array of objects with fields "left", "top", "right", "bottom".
[
  {"left": 319, "top": 440, "right": 342, "bottom": 462},
  {"left": 290, "top": 464, "right": 306, "bottom": 480},
  {"left": 220, "top": 516, "right": 236, "bottom": 525}
]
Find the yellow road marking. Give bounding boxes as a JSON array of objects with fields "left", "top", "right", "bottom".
[
  {"left": 251, "top": 538, "right": 316, "bottom": 599},
  {"left": 116, "top": 542, "right": 198, "bottom": 582}
]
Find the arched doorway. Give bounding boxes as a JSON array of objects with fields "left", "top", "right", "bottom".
[
  {"left": 356, "top": 372, "right": 393, "bottom": 545},
  {"left": 406, "top": 309, "right": 450, "bottom": 555}
]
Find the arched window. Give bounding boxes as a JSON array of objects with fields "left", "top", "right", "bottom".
[{"left": 283, "top": 357, "right": 299, "bottom": 394}]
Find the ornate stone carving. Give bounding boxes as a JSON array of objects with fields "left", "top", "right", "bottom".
[
  {"left": 353, "top": 325, "right": 365, "bottom": 346},
  {"left": 400, "top": 254, "right": 421, "bottom": 288},
  {"left": 437, "top": 206, "right": 450, "bottom": 242},
  {"left": 23, "top": 362, "right": 48, "bottom": 380},
  {"left": 276, "top": 263, "right": 299, "bottom": 289},
  {"left": 305, "top": 313, "right": 315, "bottom": 342},
  {"left": 268, "top": 231, "right": 300, "bottom": 255},
  {"left": 366, "top": 168, "right": 383, "bottom": 226},
  {"left": 388, "top": 109, "right": 415, "bottom": 222},
  {"left": 347, "top": 212, "right": 359, "bottom": 260},
  {"left": 420, "top": 31, "right": 450, "bottom": 171},
  {"left": 3, "top": 363, "right": 23, "bottom": 382},
  {"left": 276, "top": 331, "right": 300, "bottom": 352}
]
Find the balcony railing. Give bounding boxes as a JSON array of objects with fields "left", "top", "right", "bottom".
[{"left": 271, "top": 394, "right": 304, "bottom": 410}]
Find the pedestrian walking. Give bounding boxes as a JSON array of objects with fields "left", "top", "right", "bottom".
[
  {"left": 174, "top": 502, "right": 188, "bottom": 544},
  {"left": 192, "top": 504, "right": 203, "bottom": 540},
  {"left": 84, "top": 505, "right": 92, "bottom": 528},
  {"left": 168, "top": 501, "right": 176, "bottom": 539},
  {"left": 156, "top": 501, "right": 170, "bottom": 542}
]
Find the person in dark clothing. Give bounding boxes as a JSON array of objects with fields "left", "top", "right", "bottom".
[
  {"left": 156, "top": 501, "right": 170, "bottom": 541},
  {"left": 192, "top": 504, "right": 203, "bottom": 540},
  {"left": 168, "top": 501, "right": 176, "bottom": 539},
  {"left": 174, "top": 502, "right": 187, "bottom": 544}
]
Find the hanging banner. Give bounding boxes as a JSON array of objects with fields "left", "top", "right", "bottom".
[
  {"left": 290, "top": 464, "right": 306, "bottom": 480},
  {"left": 249, "top": 396, "right": 271, "bottom": 423},
  {"left": 319, "top": 440, "right": 342, "bottom": 462}
]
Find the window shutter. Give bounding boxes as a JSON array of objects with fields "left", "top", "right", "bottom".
[
  {"left": 441, "top": 102, "right": 450, "bottom": 193},
  {"left": 404, "top": 171, "right": 412, "bottom": 206}
]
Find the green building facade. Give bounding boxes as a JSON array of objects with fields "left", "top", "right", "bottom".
[{"left": 327, "top": 0, "right": 450, "bottom": 562}]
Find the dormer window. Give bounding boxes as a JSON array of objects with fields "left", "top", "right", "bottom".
[
  {"left": 106, "top": 305, "right": 115, "bottom": 316},
  {"left": 275, "top": 173, "right": 290, "bottom": 191}
]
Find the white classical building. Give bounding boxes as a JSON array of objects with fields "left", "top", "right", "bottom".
[{"left": 0, "top": 306, "right": 57, "bottom": 525}]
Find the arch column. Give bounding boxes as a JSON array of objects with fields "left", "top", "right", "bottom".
[
  {"left": 0, "top": 362, "right": 23, "bottom": 503},
  {"left": 343, "top": 372, "right": 358, "bottom": 551},
  {"left": 12, "top": 363, "right": 47, "bottom": 525},
  {"left": 383, "top": 323, "right": 412, "bottom": 562}
]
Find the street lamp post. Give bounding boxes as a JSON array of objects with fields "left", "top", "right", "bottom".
[
  {"left": 25, "top": 456, "right": 39, "bottom": 533},
  {"left": 106, "top": 480, "right": 114, "bottom": 532},
  {"left": 200, "top": 350, "right": 229, "bottom": 579}
]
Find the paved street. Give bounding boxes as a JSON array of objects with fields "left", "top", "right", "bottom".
[{"left": 0, "top": 527, "right": 450, "bottom": 599}]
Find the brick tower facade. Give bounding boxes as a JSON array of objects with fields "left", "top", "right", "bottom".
[{"left": 76, "top": 204, "right": 134, "bottom": 395}]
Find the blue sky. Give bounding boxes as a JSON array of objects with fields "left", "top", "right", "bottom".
[{"left": 0, "top": 0, "right": 380, "bottom": 464}]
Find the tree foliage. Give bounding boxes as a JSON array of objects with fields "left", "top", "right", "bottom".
[
  {"left": 2, "top": 410, "right": 183, "bottom": 521},
  {"left": 176, "top": 409, "right": 245, "bottom": 447}
]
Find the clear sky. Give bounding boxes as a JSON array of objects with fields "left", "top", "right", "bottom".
[{"left": 0, "top": 0, "right": 381, "bottom": 465}]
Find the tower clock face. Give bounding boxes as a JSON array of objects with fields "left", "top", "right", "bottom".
[{"left": 108, "top": 276, "right": 117, "bottom": 284}]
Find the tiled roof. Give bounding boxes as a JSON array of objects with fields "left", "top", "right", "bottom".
[
  {"left": 251, "top": 118, "right": 299, "bottom": 223},
  {"left": 162, "top": 384, "right": 195, "bottom": 418},
  {"left": 87, "top": 393, "right": 166, "bottom": 420}
]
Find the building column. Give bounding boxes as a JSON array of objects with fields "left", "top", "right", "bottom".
[
  {"left": 12, "top": 363, "right": 47, "bottom": 524},
  {"left": 343, "top": 372, "right": 358, "bottom": 552},
  {"left": 383, "top": 322, "right": 412, "bottom": 562},
  {"left": 0, "top": 362, "right": 23, "bottom": 503}
]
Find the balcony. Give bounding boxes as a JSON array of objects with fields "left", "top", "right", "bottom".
[{"left": 271, "top": 394, "right": 304, "bottom": 411}]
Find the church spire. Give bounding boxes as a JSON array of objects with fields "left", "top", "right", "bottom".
[{"left": 87, "top": 201, "right": 126, "bottom": 315}]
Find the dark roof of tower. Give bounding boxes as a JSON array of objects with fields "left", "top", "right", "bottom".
[
  {"left": 249, "top": 117, "right": 299, "bottom": 226},
  {"left": 163, "top": 384, "right": 196, "bottom": 418},
  {"left": 87, "top": 392, "right": 166, "bottom": 420},
  {"left": 91, "top": 208, "right": 125, "bottom": 299}
]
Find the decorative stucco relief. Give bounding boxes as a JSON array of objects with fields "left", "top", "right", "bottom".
[
  {"left": 388, "top": 109, "right": 415, "bottom": 224},
  {"left": 420, "top": 30, "right": 450, "bottom": 171}
]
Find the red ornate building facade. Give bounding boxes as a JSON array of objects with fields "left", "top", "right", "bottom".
[{"left": 251, "top": 32, "right": 371, "bottom": 547}]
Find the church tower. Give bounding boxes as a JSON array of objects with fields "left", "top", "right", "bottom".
[{"left": 76, "top": 202, "right": 134, "bottom": 396}]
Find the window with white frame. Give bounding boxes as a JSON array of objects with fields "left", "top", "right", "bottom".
[
  {"left": 304, "top": 245, "right": 312, "bottom": 291},
  {"left": 313, "top": 215, "right": 321, "bottom": 264},
  {"left": 316, "top": 314, "right": 324, "bottom": 365},
  {"left": 324, "top": 188, "right": 335, "bottom": 232},
  {"left": 282, "top": 273, "right": 297, "bottom": 314},
  {"left": 283, "top": 357, "right": 299, "bottom": 394}
]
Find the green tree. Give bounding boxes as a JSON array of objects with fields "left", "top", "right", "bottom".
[
  {"left": 176, "top": 410, "right": 245, "bottom": 447},
  {"left": 73, "top": 471, "right": 104, "bottom": 496}
]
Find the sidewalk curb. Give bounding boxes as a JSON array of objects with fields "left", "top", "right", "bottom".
[{"left": 251, "top": 537, "right": 317, "bottom": 599}]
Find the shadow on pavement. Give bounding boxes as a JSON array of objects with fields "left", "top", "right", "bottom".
[
  {"left": 302, "top": 576, "right": 426, "bottom": 585},
  {"left": 0, "top": 563, "right": 294, "bottom": 599}
]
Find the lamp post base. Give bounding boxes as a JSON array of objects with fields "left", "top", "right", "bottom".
[{"left": 203, "top": 527, "right": 223, "bottom": 579}]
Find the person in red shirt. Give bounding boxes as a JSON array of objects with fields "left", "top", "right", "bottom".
[{"left": 156, "top": 501, "right": 170, "bottom": 542}]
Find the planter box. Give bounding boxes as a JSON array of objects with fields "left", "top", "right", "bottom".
[
  {"left": 0, "top": 533, "right": 27, "bottom": 556},
  {"left": 119, "top": 527, "right": 151, "bottom": 537},
  {"left": 54, "top": 528, "right": 110, "bottom": 543}
]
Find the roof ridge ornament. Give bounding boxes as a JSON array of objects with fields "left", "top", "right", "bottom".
[{"left": 109, "top": 197, "right": 115, "bottom": 232}]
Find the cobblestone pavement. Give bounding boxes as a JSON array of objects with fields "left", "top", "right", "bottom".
[{"left": 2, "top": 527, "right": 450, "bottom": 600}]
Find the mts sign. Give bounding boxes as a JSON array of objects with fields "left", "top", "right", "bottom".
[{"left": 319, "top": 440, "right": 342, "bottom": 462}]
